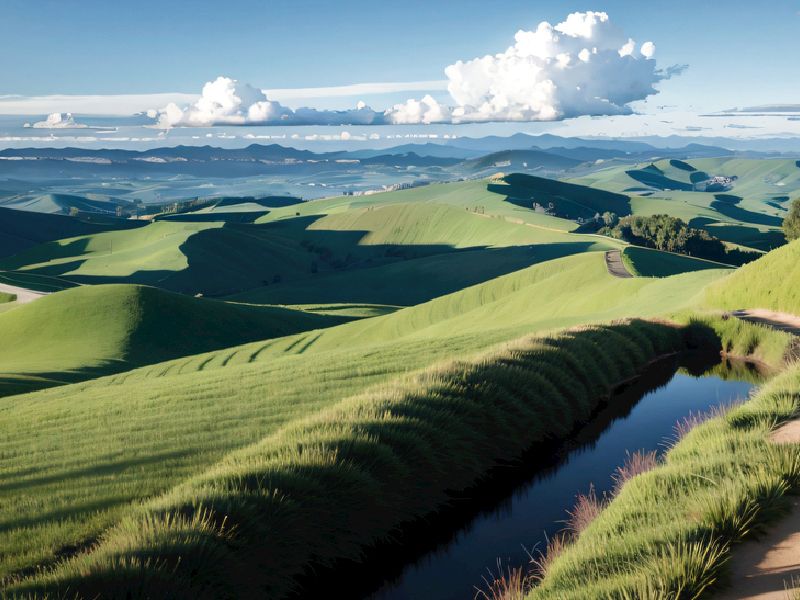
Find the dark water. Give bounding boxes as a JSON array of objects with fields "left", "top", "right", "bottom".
[{"left": 366, "top": 357, "right": 759, "bottom": 600}]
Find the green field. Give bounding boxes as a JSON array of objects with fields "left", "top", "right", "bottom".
[
  {"left": 0, "top": 169, "right": 797, "bottom": 598},
  {"left": 0, "top": 284, "right": 349, "bottom": 396},
  {"left": 570, "top": 157, "right": 796, "bottom": 252},
  {"left": 704, "top": 237, "right": 800, "bottom": 313},
  {"left": 621, "top": 246, "right": 732, "bottom": 278}
]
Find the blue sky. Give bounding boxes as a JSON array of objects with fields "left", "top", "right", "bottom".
[
  {"left": 1, "top": 0, "right": 799, "bottom": 141},
  {"left": 2, "top": 0, "right": 798, "bottom": 104}
]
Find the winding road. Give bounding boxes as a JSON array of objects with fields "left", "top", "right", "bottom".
[{"left": 604, "top": 249, "right": 633, "bottom": 278}]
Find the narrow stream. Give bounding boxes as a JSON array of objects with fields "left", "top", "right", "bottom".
[{"left": 365, "top": 356, "right": 761, "bottom": 600}]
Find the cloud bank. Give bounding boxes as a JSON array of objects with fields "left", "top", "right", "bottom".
[
  {"left": 25, "top": 112, "right": 87, "bottom": 129},
  {"left": 157, "top": 10, "right": 675, "bottom": 127},
  {"left": 157, "top": 77, "right": 384, "bottom": 127}
]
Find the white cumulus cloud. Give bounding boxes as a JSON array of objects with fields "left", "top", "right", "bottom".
[
  {"left": 433, "top": 10, "right": 667, "bottom": 124},
  {"left": 384, "top": 94, "right": 451, "bottom": 124},
  {"left": 157, "top": 76, "right": 384, "bottom": 127},
  {"left": 156, "top": 11, "right": 676, "bottom": 127},
  {"left": 26, "top": 112, "right": 87, "bottom": 129}
]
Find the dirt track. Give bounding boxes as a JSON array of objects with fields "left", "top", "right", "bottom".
[
  {"left": 716, "top": 310, "right": 800, "bottom": 599},
  {"left": 604, "top": 250, "right": 633, "bottom": 278},
  {"left": 0, "top": 282, "right": 47, "bottom": 304},
  {"left": 732, "top": 309, "right": 800, "bottom": 336}
]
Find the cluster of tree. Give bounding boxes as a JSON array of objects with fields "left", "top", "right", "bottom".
[
  {"left": 599, "top": 213, "right": 758, "bottom": 265},
  {"left": 784, "top": 198, "right": 800, "bottom": 241}
]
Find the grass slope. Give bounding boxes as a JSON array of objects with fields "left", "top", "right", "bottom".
[
  {"left": 0, "top": 284, "right": 347, "bottom": 395},
  {"left": 570, "top": 158, "right": 795, "bottom": 251},
  {"left": 0, "top": 193, "right": 617, "bottom": 300},
  {"left": 704, "top": 238, "right": 800, "bottom": 313},
  {"left": 531, "top": 354, "right": 800, "bottom": 599},
  {"left": 6, "top": 320, "right": 690, "bottom": 598},
  {"left": 621, "top": 246, "right": 732, "bottom": 278},
  {"left": 0, "top": 252, "right": 725, "bottom": 583},
  {"left": 0, "top": 206, "right": 141, "bottom": 259}
]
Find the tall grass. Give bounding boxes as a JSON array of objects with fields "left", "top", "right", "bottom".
[
  {"left": 529, "top": 361, "right": 800, "bottom": 599},
  {"left": 704, "top": 238, "right": 800, "bottom": 315},
  {"left": 6, "top": 320, "right": 689, "bottom": 598},
  {"left": 676, "top": 311, "right": 795, "bottom": 368}
]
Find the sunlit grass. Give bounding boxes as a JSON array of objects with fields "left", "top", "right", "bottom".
[
  {"left": 529, "top": 362, "right": 800, "bottom": 599},
  {"left": 5, "top": 320, "right": 689, "bottom": 598}
]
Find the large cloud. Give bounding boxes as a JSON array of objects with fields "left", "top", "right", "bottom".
[
  {"left": 158, "top": 11, "right": 675, "bottom": 127},
  {"left": 430, "top": 11, "right": 667, "bottom": 124},
  {"left": 25, "top": 112, "right": 87, "bottom": 129},
  {"left": 157, "top": 76, "right": 383, "bottom": 127}
]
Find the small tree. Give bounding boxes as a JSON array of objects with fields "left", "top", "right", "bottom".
[{"left": 783, "top": 198, "right": 800, "bottom": 241}]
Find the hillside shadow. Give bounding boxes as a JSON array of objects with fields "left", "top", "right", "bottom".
[
  {"left": 488, "top": 176, "right": 631, "bottom": 219},
  {"left": 710, "top": 194, "right": 783, "bottom": 227},
  {"left": 625, "top": 168, "right": 693, "bottom": 191},
  {"left": 247, "top": 241, "right": 596, "bottom": 306},
  {"left": 0, "top": 212, "right": 599, "bottom": 300},
  {"left": 158, "top": 211, "right": 270, "bottom": 224}
]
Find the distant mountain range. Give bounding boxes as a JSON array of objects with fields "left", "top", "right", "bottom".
[{"left": 0, "top": 133, "right": 792, "bottom": 215}]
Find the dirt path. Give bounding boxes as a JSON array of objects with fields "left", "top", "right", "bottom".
[
  {"left": 731, "top": 309, "right": 800, "bottom": 336},
  {"left": 604, "top": 250, "right": 633, "bottom": 278},
  {"left": 714, "top": 318, "right": 800, "bottom": 600},
  {"left": 714, "top": 311, "right": 800, "bottom": 599},
  {"left": 0, "top": 282, "right": 47, "bottom": 304},
  {"left": 715, "top": 482, "right": 800, "bottom": 600}
]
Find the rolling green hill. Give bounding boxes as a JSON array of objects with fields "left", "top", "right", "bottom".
[
  {"left": 0, "top": 188, "right": 620, "bottom": 300},
  {"left": 0, "top": 167, "right": 792, "bottom": 598},
  {"left": 569, "top": 157, "right": 796, "bottom": 252},
  {"left": 2, "top": 193, "right": 136, "bottom": 216},
  {"left": 704, "top": 237, "right": 800, "bottom": 313},
  {"left": 0, "top": 284, "right": 347, "bottom": 395},
  {"left": 621, "top": 246, "right": 732, "bottom": 278},
  {"left": 0, "top": 249, "right": 730, "bottom": 586},
  {"left": 0, "top": 206, "right": 142, "bottom": 259}
]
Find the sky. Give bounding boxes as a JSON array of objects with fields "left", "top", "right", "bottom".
[{"left": 1, "top": 0, "right": 799, "bottom": 142}]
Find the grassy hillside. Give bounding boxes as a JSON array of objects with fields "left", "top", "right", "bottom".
[
  {"left": 0, "top": 251, "right": 727, "bottom": 583},
  {"left": 0, "top": 191, "right": 620, "bottom": 299},
  {"left": 621, "top": 246, "right": 732, "bottom": 278},
  {"left": 1, "top": 193, "right": 135, "bottom": 216},
  {"left": 704, "top": 238, "right": 800, "bottom": 313},
  {"left": 6, "top": 321, "right": 690, "bottom": 599},
  {"left": 570, "top": 158, "right": 796, "bottom": 251},
  {"left": 257, "top": 178, "right": 578, "bottom": 232},
  {"left": 0, "top": 169, "right": 787, "bottom": 597},
  {"left": 493, "top": 173, "right": 631, "bottom": 219},
  {"left": 531, "top": 358, "right": 800, "bottom": 599},
  {"left": 0, "top": 284, "right": 347, "bottom": 395},
  {"left": 0, "top": 206, "right": 141, "bottom": 259}
]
